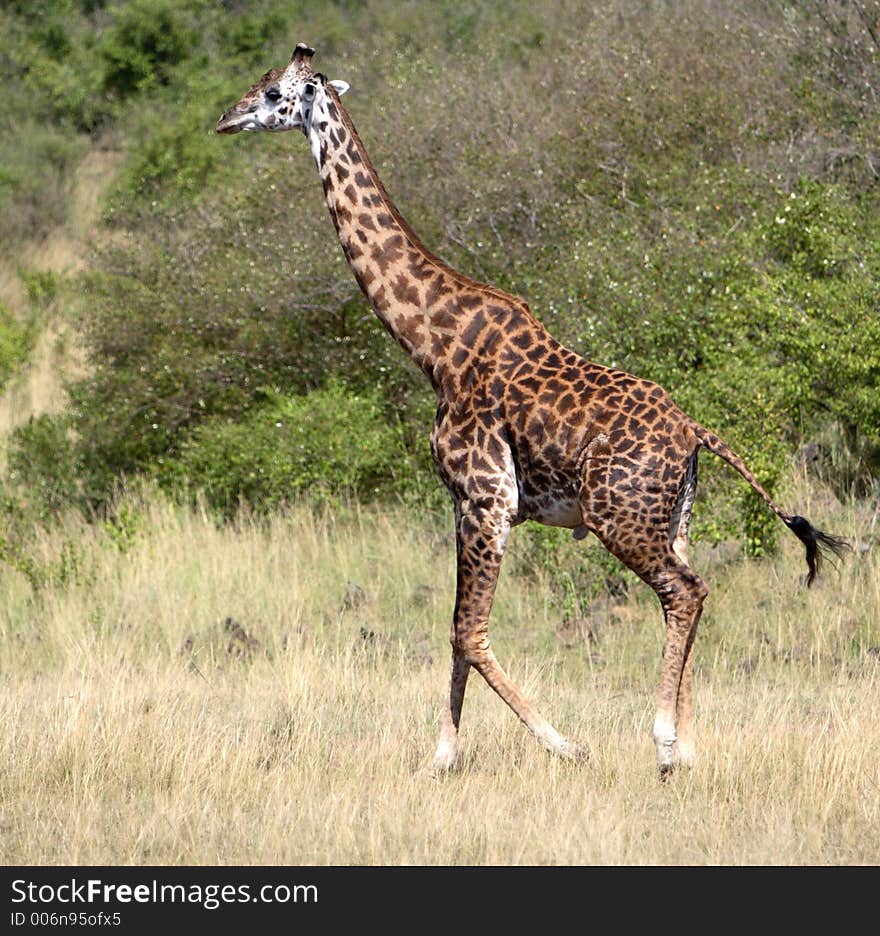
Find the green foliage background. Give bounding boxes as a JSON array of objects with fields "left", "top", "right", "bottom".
[{"left": 1, "top": 0, "right": 878, "bottom": 570}]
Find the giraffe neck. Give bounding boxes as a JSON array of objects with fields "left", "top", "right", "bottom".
[{"left": 308, "top": 87, "right": 538, "bottom": 393}]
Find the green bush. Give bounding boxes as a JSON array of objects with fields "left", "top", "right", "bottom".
[
  {"left": 160, "top": 382, "right": 425, "bottom": 512},
  {"left": 99, "top": 0, "right": 195, "bottom": 99},
  {"left": 6, "top": 414, "right": 82, "bottom": 517},
  {"left": 0, "top": 302, "right": 35, "bottom": 389},
  {"left": 0, "top": 126, "right": 85, "bottom": 240},
  {"left": 113, "top": 101, "right": 224, "bottom": 202}
]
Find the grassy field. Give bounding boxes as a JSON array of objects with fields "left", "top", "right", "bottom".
[{"left": 1, "top": 483, "right": 877, "bottom": 865}]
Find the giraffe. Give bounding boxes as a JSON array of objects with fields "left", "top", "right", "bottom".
[{"left": 216, "top": 44, "right": 849, "bottom": 778}]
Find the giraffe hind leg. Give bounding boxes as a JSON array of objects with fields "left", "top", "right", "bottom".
[
  {"left": 665, "top": 451, "right": 701, "bottom": 767},
  {"left": 609, "top": 537, "right": 707, "bottom": 779},
  {"left": 668, "top": 452, "right": 700, "bottom": 768},
  {"left": 580, "top": 448, "right": 707, "bottom": 778}
]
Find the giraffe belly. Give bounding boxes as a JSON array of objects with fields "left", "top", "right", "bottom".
[{"left": 519, "top": 491, "right": 583, "bottom": 529}]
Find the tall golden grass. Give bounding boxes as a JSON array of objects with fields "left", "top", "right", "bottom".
[{"left": 1, "top": 480, "right": 877, "bottom": 865}]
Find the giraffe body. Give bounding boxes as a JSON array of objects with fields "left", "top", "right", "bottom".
[{"left": 217, "top": 45, "right": 848, "bottom": 778}]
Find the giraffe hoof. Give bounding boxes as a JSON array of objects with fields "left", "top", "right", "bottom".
[
  {"left": 658, "top": 762, "right": 675, "bottom": 783},
  {"left": 416, "top": 756, "right": 460, "bottom": 780},
  {"left": 414, "top": 764, "right": 445, "bottom": 781},
  {"left": 558, "top": 740, "right": 590, "bottom": 764},
  {"left": 672, "top": 739, "right": 696, "bottom": 768}
]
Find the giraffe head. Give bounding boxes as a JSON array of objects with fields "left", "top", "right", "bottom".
[{"left": 216, "top": 43, "right": 349, "bottom": 154}]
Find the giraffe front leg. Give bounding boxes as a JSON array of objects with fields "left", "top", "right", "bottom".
[
  {"left": 430, "top": 651, "right": 470, "bottom": 773},
  {"left": 472, "top": 647, "right": 588, "bottom": 762},
  {"left": 452, "top": 503, "right": 588, "bottom": 765}
]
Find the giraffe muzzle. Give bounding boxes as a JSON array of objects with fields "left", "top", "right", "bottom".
[{"left": 216, "top": 110, "right": 252, "bottom": 134}]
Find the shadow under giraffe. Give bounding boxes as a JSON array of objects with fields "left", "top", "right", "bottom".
[{"left": 217, "top": 44, "right": 849, "bottom": 779}]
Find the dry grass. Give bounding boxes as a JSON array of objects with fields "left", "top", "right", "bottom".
[{"left": 1, "top": 483, "right": 877, "bottom": 865}]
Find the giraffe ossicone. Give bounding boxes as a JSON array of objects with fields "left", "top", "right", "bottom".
[{"left": 217, "top": 45, "right": 850, "bottom": 780}]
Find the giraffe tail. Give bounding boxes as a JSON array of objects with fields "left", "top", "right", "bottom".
[{"left": 692, "top": 424, "right": 851, "bottom": 587}]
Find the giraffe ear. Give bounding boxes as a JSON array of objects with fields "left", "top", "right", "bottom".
[{"left": 329, "top": 79, "right": 350, "bottom": 96}]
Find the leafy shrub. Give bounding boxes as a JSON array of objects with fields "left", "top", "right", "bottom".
[
  {"left": 0, "top": 126, "right": 85, "bottom": 240},
  {"left": 6, "top": 414, "right": 82, "bottom": 517},
  {"left": 99, "top": 0, "right": 195, "bottom": 98},
  {"left": 160, "top": 382, "right": 426, "bottom": 513},
  {"left": 113, "top": 101, "right": 225, "bottom": 202},
  {"left": 19, "top": 269, "right": 60, "bottom": 307},
  {"left": 0, "top": 304, "right": 33, "bottom": 388}
]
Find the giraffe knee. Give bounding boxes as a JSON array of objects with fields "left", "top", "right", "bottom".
[
  {"left": 451, "top": 621, "right": 491, "bottom": 663},
  {"left": 693, "top": 575, "right": 709, "bottom": 607},
  {"left": 666, "top": 572, "right": 708, "bottom": 616},
  {"left": 689, "top": 574, "right": 709, "bottom": 607}
]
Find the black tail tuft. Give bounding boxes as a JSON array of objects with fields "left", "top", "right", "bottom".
[{"left": 784, "top": 515, "right": 851, "bottom": 587}]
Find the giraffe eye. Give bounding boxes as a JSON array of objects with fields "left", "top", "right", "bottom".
[
  {"left": 302, "top": 83, "right": 316, "bottom": 100},
  {"left": 265, "top": 86, "right": 282, "bottom": 102}
]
